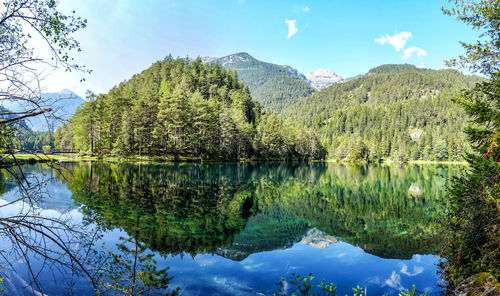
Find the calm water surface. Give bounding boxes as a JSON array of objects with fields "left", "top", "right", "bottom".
[{"left": 0, "top": 162, "right": 457, "bottom": 295}]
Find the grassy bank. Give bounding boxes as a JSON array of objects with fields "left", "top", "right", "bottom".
[
  {"left": 326, "top": 158, "right": 468, "bottom": 165},
  {"left": 3, "top": 154, "right": 469, "bottom": 165},
  {"left": 383, "top": 158, "right": 467, "bottom": 165},
  {"left": 1, "top": 153, "right": 207, "bottom": 164},
  {"left": 2, "top": 154, "right": 287, "bottom": 164}
]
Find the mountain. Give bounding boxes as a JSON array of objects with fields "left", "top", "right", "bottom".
[
  {"left": 35, "top": 90, "right": 85, "bottom": 131},
  {"left": 0, "top": 105, "right": 29, "bottom": 129},
  {"left": 281, "top": 65, "right": 484, "bottom": 161},
  {"left": 209, "top": 52, "right": 316, "bottom": 113},
  {"left": 0, "top": 89, "right": 85, "bottom": 131},
  {"left": 367, "top": 63, "right": 430, "bottom": 75},
  {"left": 304, "top": 69, "right": 344, "bottom": 90},
  {"left": 213, "top": 52, "right": 307, "bottom": 80}
]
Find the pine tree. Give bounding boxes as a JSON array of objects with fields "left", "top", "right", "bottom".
[
  {"left": 157, "top": 86, "right": 190, "bottom": 155},
  {"left": 189, "top": 91, "right": 216, "bottom": 158},
  {"left": 434, "top": 140, "right": 448, "bottom": 161},
  {"left": 441, "top": 0, "right": 500, "bottom": 290}
]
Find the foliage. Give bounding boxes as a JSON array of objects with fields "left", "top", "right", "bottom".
[
  {"left": 433, "top": 140, "right": 448, "bottom": 161},
  {"left": 281, "top": 66, "right": 482, "bottom": 161},
  {"left": 250, "top": 74, "right": 315, "bottom": 113},
  {"left": 16, "top": 130, "right": 53, "bottom": 152},
  {"left": 0, "top": 1, "right": 101, "bottom": 294},
  {"left": 99, "top": 236, "right": 179, "bottom": 296},
  {"left": 0, "top": 105, "right": 54, "bottom": 153},
  {"left": 56, "top": 57, "right": 325, "bottom": 160},
  {"left": 42, "top": 144, "right": 51, "bottom": 154},
  {"left": 0, "top": 0, "right": 88, "bottom": 72},
  {"left": 276, "top": 275, "right": 429, "bottom": 296},
  {"left": 0, "top": 0, "right": 89, "bottom": 148},
  {"left": 399, "top": 285, "right": 429, "bottom": 296},
  {"left": 442, "top": 0, "right": 500, "bottom": 75},
  {"left": 275, "top": 273, "right": 337, "bottom": 296},
  {"left": 440, "top": 0, "right": 500, "bottom": 290}
]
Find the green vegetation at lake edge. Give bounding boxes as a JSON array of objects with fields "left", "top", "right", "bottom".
[{"left": 440, "top": 0, "right": 500, "bottom": 292}]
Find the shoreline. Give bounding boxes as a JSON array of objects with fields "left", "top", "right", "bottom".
[{"left": 2, "top": 154, "right": 468, "bottom": 166}]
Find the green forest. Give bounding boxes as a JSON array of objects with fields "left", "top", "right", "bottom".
[
  {"left": 56, "top": 61, "right": 483, "bottom": 162},
  {"left": 54, "top": 57, "right": 325, "bottom": 160},
  {"left": 1, "top": 0, "right": 499, "bottom": 294},
  {"left": 281, "top": 65, "right": 483, "bottom": 162}
]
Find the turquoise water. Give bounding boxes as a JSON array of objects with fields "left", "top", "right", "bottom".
[{"left": 0, "top": 162, "right": 455, "bottom": 295}]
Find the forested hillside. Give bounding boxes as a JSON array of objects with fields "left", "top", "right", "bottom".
[
  {"left": 55, "top": 57, "right": 325, "bottom": 160},
  {"left": 281, "top": 65, "right": 483, "bottom": 161},
  {"left": 212, "top": 52, "right": 315, "bottom": 112},
  {"left": 54, "top": 61, "right": 483, "bottom": 163},
  {"left": 0, "top": 106, "right": 52, "bottom": 153}
]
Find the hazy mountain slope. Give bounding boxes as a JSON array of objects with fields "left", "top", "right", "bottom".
[
  {"left": 212, "top": 52, "right": 316, "bottom": 112},
  {"left": 0, "top": 89, "right": 85, "bottom": 131},
  {"left": 250, "top": 74, "right": 316, "bottom": 112}
]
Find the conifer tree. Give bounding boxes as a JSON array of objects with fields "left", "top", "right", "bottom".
[{"left": 441, "top": 0, "right": 500, "bottom": 289}]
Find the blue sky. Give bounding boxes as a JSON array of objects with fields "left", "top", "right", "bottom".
[{"left": 45, "top": 0, "right": 480, "bottom": 98}]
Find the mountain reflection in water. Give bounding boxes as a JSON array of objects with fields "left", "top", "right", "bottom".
[{"left": 0, "top": 162, "right": 455, "bottom": 295}]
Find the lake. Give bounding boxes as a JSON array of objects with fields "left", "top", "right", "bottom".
[{"left": 0, "top": 162, "right": 457, "bottom": 295}]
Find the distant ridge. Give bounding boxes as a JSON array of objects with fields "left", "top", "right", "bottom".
[
  {"left": 367, "top": 63, "right": 430, "bottom": 75},
  {"left": 0, "top": 89, "right": 85, "bottom": 131},
  {"left": 205, "top": 52, "right": 315, "bottom": 112},
  {"left": 196, "top": 52, "right": 347, "bottom": 111}
]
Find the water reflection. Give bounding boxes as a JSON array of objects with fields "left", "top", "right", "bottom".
[
  {"left": 0, "top": 162, "right": 455, "bottom": 295},
  {"left": 54, "top": 162, "right": 450, "bottom": 261}
]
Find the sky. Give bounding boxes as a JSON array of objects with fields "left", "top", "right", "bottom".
[{"left": 37, "top": 0, "right": 481, "bottom": 98}]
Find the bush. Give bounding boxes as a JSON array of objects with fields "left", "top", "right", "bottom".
[{"left": 42, "top": 145, "right": 52, "bottom": 154}]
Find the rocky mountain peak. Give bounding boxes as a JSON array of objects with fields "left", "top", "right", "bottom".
[
  {"left": 217, "top": 52, "right": 256, "bottom": 65},
  {"left": 305, "top": 69, "right": 344, "bottom": 90}
]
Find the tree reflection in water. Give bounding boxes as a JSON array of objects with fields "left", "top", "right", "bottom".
[{"left": 56, "top": 162, "right": 452, "bottom": 261}]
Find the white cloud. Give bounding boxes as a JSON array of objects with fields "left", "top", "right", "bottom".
[
  {"left": 418, "top": 62, "right": 425, "bottom": 69},
  {"left": 242, "top": 262, "right": 264, "bottom": 270},
  {"left": 374, "top": 32, "right": 412, "bottom": 51},
  {"left": 384, "top": 271, "right": 404, "bottom": 291},
  {"left": 285, "top": 19, "right": 298, "bottom": 39},
  {"left": 302, "top": 6, "right": 310, "bottom": 12},
  {"left": 400, "top": 264, "right": 424, "bottom": 277},
  {"left": 402, "top": 46, "right": 428, "bottom": 60},
  {"left": 211, "top": 276, "right": 253, "bottom": 294}
]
